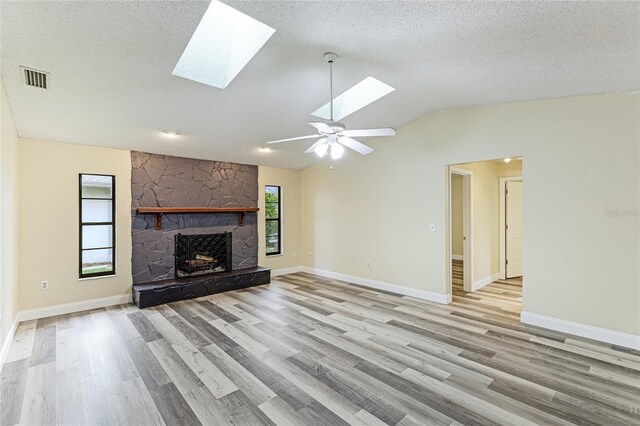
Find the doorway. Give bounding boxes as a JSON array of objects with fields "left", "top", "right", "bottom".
[
  {"left": 447, "top": 157, "right": 523, "bottom": 303},
  {"left": 449, "top": 167, "right": 472, "bottom": 292}
]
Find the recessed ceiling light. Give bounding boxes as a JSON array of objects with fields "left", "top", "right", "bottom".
[
  {"left": 312, "top": 76, "right": 395, "bottom": 121},
  {"left": 172, "top": 0, "right": 275, "bottom": 89},
  {"left": 162, "top": 130, "right": 181, "bottom": 138},
  {"left": 504, "top": 158, "right": 512, "bottom": 163}
]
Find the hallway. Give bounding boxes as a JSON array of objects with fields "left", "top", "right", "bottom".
[{"left": 452, "top": 260, "right": 523, "bottom": 314}]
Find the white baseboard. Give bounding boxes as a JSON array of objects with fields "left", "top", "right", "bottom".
[
  {"left": 452, "top": 254, "right": 464, "bottom": 261},
  {"left": 521, "top": 312, "right": 640, "bottom": 350},
  {"left": 472, "top": 273, "right": 500, "bottom": 291},
  {"left": 17, "top": 294, "right": 133, "bottom": 323},
  {"left": 0, "top": 317, "right": 19, "bottom": 371},
  {"left": 271, "top": 266, "right": 304, "bottom": 277},
  {"left": 301, "top": 266, "right": 451, "bottom": 305}
]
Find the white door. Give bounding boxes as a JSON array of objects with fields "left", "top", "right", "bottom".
[{"left": 506, "top": 180, "right": 523, "bottom": 278}]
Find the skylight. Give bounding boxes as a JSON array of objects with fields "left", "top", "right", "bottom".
[
  {"left": 312, "top": 77, "right": 395, "bottom": 121},
  {"left": 172, "top": 0, "right": 275, "bottom": 89}
]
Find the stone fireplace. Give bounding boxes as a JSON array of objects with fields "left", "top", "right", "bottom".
[
  {"left": 131, "top": 152, "right": 259, "bottom": 283},
  {"left": 130, "top": 152, "right": 270, "bottom": 308}
]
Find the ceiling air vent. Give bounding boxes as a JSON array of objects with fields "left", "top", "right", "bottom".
[{"left": 20, "top": 66, "right": 50, "bottom": 89}]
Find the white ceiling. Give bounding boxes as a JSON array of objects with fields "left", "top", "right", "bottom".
[{"left": 1, "top": 1, "right": 638, "bottom": 170}]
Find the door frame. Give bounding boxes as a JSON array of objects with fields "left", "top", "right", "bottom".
[
  {"left": 448, "top": 166, "right": 473, "bottom": 293},
  {"left": 499, "top": 176, "right": 523, "bottom": 279}
]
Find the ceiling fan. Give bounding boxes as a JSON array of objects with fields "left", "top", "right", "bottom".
[{"left": 266, "top": 52, "right": 396, "bottom": 159}]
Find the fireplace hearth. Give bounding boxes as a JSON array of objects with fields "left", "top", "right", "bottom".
[{"left": 175, "top": 232, "right": 232, "bottom": 278}]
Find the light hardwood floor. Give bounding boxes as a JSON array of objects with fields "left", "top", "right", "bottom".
[
  {"left": 452, "top": 258, "right": 523, "bottom": 293},
  {"left": 452, "top": 259, "right": 465, "bottom": 291},
  {"left": 2, "top": 272, "right": 639, "bottom": 425}
]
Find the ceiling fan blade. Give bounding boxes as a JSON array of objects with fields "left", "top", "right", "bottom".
[
  {"left": 340, "top": 128, "right": 396, "bottom": 137},
  {"left": 308, "top": 121, "right": 333, "bottom": 133},
  {"left": 338, "top": 136, "right": 374, "bottom": 155},
  {"left": 266, "top": 135, "right": 319, "bottom": 144},
  {"left": 304, "top": 138, "right": 327, "bottom": 154}
]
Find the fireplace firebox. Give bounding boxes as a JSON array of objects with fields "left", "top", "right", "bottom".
[{"left": 175, "top": 232, "right": 232, "bottom": 278}]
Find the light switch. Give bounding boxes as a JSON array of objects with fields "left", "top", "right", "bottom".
[{"left": 430, "top": 224, "right": 435, "bottom": 231}]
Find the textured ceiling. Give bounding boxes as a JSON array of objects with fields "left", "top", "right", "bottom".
[{"left": 1, "top": 1, "right": 639, "bottom": 169}]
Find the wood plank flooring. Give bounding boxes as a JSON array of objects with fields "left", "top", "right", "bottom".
[
  {"left": 452, "top": 259, "right": 465, "bottom": 291},
  {"left": 2, "top": 272, "right": 639, "bottom": 425},
  {"left": 452, "top": 259, "right": 523, "bottom": 293}
]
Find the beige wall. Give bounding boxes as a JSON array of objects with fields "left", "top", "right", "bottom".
[
  {"left": 451, "top": 174, "right": 463, "bottom": 257},
  {"left": 457, "top": 161, "right": 501, "bottom": 282},
  {"left": 500, "top": 159, "right": 524, "bottom": 177},
  {"left": 19, "top": 139, "right": 132, "bottom": 310},
  {"left": 14, "top": 147, "right": 301, "bottom": 313},
  {"left": 258, "top": 166, "right": 301, "bottom": 272},
  {"left": 1, "top": 82, "right": 20, "bottom": 345},
  {"left": 301, "top": 92, "right": 639, "bottom": 335},
  {"left": 455, "top": 160, "right": 523, "bottom": 283}
]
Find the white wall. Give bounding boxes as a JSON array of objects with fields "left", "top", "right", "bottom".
[
  {"left": 301, "top": 92, "right": 639, "bottom": 336},
  {"left": 258, "top": 166, "right": 301, "bottom": 272},
  {"left": 0, "top": 82, "right": 20, "bottom": 346},
  {"left": 19, "top": 139, "right": 132, "bottom": 311}
]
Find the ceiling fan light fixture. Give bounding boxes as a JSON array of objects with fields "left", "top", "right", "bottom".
[
  {"left": 314, "top": 143, "right": 328, "bottom": 158},
  {"left": 330, "top": 143, "right": 344, "bottom": 160}
]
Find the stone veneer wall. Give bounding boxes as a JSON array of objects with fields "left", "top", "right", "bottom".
[{"left": 131, "top": 152, "right": 258, "bottom": 284}]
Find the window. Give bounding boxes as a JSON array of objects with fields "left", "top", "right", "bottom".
[
  {"left": 80, "top": 174, "right": 116, "bottom": 278},
  {"left": 265, "top": 185, "right": 281, "bottom": 255}
]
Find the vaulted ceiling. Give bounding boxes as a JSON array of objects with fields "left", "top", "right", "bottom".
[{"left": 2, "top": 1, "right": 638, "bottom": 169}]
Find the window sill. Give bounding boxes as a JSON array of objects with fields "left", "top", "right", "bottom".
[
  {"left": 266, "top": 253, "right": 283, "bottom": 257},
  {"left": 79, "top": 274, "right": 117, "bottom": 282}
]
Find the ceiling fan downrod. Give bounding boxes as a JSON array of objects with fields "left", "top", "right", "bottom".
[{"left": 324, "top": 52, "right": 338, "bottom": 123}]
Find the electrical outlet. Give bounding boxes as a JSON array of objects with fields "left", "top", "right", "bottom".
[
  {"left": 41, "top": 280, "right": 49, "bottom": 290},
  {"left": 292, "top": 250, "right": 297, "bottom": 257},
  {"left": 308, "top": 251, "right": 313, "bottom": 258},
  {"left": 367, "top": 260, "right": 372, "bottom": 268},
  {"left": 430, "top": 223, "right": 435, "bottom": 231}
]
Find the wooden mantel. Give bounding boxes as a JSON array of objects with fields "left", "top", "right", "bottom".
[{"left": 136, "top": 207, "right": 259, "bottom": 230}]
